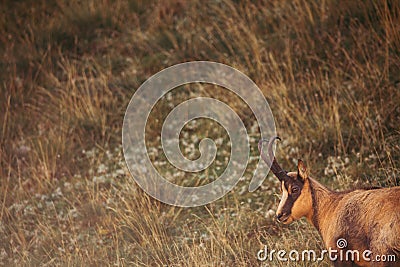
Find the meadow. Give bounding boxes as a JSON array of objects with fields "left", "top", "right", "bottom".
[{"left": 0, "top": 0, "right": 399, "bottom": 266}]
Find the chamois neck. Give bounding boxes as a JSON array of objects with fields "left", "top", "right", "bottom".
[{"left": 308, "top": 178, "right": 337, "bottom": 232}]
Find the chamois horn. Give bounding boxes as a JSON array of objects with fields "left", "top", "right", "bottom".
[{"left": 258, "top": 136, "right": 289, "bottom": 182}]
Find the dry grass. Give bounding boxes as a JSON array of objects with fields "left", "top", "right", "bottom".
[{"left": 0, "top": 0, "right": 399, "bottom": 266}]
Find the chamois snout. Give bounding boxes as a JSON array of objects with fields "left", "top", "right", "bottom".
[{"left": 276, "top": 212, "right": 290, "bottom": 223}]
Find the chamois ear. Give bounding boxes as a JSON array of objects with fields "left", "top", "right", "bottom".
[{"left": 297, "top": 159, "right": 308, "bottom": 181}]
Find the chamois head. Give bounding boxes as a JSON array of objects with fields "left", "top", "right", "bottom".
[{"left": 259, "top": 137, "right": 313, "bottom": 224}]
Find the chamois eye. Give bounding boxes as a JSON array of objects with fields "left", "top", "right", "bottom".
[{"left": 292, "top": 187, "right": 299, "bottom": 194}]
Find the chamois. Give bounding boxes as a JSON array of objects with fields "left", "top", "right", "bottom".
[{"left": 259, "top": 137, "right": 400, "bottom": 267}]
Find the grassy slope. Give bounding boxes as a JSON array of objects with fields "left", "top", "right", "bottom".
[{"left": 0, "top": 0, "right": 399, "bottom": 266}]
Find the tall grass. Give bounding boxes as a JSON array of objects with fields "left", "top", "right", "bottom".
[{"left": 0, "top": 0, "right": 399, "bottom": 265}]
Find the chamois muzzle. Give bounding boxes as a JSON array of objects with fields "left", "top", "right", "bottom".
[
  {"left": 276, "top": 212, "right": 290, "bottom": 223},
  {"left": 258, "top": 136, "right": 290, "bottom": 182}
]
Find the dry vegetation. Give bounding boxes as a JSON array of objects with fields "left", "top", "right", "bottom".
[{"left": 1, "top": 0, "right": 399, "bottom": 266}]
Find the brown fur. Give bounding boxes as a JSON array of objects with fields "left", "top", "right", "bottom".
[
  {"left": 259, "top": 137, "right": 400, "bottom": 266},
  {"left": 275, "top": 163, "right": 400, "bottom": 267}
]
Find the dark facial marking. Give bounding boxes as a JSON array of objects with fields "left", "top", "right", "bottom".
[{"left": 281, "top": 179, "right": 304, "bottom": 215}]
